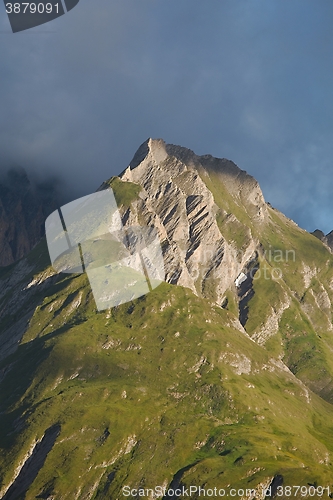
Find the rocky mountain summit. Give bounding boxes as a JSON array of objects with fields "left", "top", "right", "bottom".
[
  {"left": 103, "top": 139, "right": 333, "bottom": 352},
  {"left": 1, "top": 140, "right": 333, "bottom": 498},
  {"left": 114, "top": 138, "right": 266, "bottom": 307}
]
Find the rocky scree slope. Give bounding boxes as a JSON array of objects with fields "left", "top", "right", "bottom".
[{"left": 1, "top": 140, "right": 333, "bottom": 497}]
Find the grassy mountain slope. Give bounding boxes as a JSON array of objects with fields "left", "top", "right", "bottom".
[
  {"left": 1, "top": 248, "right": 333, "bottom": 498},
  {"left": 198, "top": 164, "right": 333, "bottom": 403},
  {"left": 1, "top": 140, "right": 333, "bottom": 498}
]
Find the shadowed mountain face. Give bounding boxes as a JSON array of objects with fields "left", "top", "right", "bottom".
[
  {"left": 311, "top": 228, "right": 333, "bottom": 252},
  {"left": 0, "top": 167, "right": 60, "bottom": 267},
  {"left": 1, "top": 139, "right": 333, "bottom": 498}
]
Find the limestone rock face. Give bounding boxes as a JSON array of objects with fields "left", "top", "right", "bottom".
[
  {"left": 118, "top": 138, "right": 268, "bottom": 306},
  {"left": 0, "top": 167, "right": 59, "bottom": 267}
]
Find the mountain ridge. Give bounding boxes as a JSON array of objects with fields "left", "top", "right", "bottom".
[
  {"left": 311, "top": 228, "right": 333, "bottom": 253},
  {"left": 1, "top": 140, "right": 333, "bottom": 498}
]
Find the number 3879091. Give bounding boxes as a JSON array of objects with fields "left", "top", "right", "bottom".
[{"left": 5, "top": 3, "right": 60, "bottom": 14}]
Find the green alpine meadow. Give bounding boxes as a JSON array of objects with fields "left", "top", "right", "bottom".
[{"left": 1, "top": 139, "right": 333, "bottom": 499}]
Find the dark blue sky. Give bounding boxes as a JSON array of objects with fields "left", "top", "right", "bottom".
[{"left": 0, "top": 0, "right": 332, "bottom": 232}]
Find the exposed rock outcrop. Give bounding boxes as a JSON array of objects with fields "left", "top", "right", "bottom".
[
  {"left": 116, "top": 138, "right": 267, "bottom": 307},
  {"left": 1, "top": 139, "right": 333, "bottom": 498},
  {"left": 311, "top": 228, "right": 333, "bottom": 252}
]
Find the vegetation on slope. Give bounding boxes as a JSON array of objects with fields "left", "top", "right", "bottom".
[
  {"left": 1, "top": 249, "right": 333, "bottom": 497},
  {"left": 1, "top": 172, "right": 333, "bottom": 498}
]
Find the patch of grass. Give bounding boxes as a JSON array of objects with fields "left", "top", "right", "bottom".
[
  {"left": 220, "top": 288, "right": 239, "bottom": 317},
  {"left": 262, "top": 208, "right": 330, "bottom": 296},
  {"left": 216, "top": 209, "right": 251, "bottom": 251},
  {"left": 103, "top": 177, "right": 141, "bottom": 208},
  {"left": 3, "top": 171, "right": 333, "bottom": 497},
  {"left": 196, "top": 167, "right": 255, "bottom": 232},
  {"left": 2, "top": 275, "right": 333, "bottom": 496},
  {"left": 244, "top": 256, "right": 286, "bottom": 336}
]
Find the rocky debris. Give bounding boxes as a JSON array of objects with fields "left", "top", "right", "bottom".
[
  {"left": 302, "top": 262, "right": 318, "bottom": 289},
  {"left": 188, "top": 355, "right": 207, "bottom": 374},
  {"left": 218, "top": 352, "right": 252, "bottom": 375},
  {"left": 311, "top": 282, "right": 331, "bottom": 311},
  {"left": 239, "top": 476, "right": 274, "bottom": 500},
  {"left": 301, "top": 282, "right": 333, "bottom": 332}
]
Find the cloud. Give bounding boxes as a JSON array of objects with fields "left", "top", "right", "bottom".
[{"left": 0, "top": 0, "right": 332, "bottom": 231}]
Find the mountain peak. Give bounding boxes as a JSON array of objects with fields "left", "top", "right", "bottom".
[
  {"left": 123, "top": 138, "right": 267, "bottom": 223},
  {"left": 129, "top": 138, "right": 168, "bottom": 170},
  {"left": 2, "top": 140, "right": 333, "bottom": 497},
  {"left": 127, "top": 139, "right": 263, "bottom": 196},
  {"left": 116, "top": 139, "right": 270, "bottom": 307}
]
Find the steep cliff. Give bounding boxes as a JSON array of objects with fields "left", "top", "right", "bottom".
[{"left": 0, "top": 167, "right": 59, "bottom": 267}]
